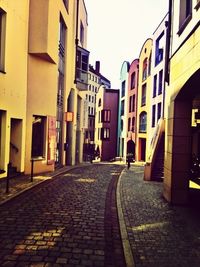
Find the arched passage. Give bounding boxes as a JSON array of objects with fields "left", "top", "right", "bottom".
[{"left": 164, "top": 69, "right": 200, "bottom": 204}]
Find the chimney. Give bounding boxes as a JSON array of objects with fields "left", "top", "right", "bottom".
[{"left": 95, "top": 61, "right": 100, "bottom": 74}]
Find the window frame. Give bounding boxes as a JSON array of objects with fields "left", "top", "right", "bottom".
[
  {"left": 0, "top": 8, "right": 6, "bottom": 73},
  {"left": 178, "top": 0, "right": 192, "bottom": 35},
  {"left": 31, "top": 116, "right": 46, "bottom": 158},
  {"left": 101, "top": 128, "right": 110, "bottom": 140}
]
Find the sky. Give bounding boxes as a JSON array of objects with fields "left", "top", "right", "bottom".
[{"left": 84, "top": 0, "right": 169, "bottom": 88}]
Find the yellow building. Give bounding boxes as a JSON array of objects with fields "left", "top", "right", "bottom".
[
  {"left": 164, "top": 0, "right": 200, "bottom": 204},
  {"left": 136, "top": 39, "right": 153, "bottom": 161},
  {"left": 0, "top": 1, "right": 29, "bottom": 178},
  {"left": 0, "top": 0, "right": 89, "bottom": 178}
]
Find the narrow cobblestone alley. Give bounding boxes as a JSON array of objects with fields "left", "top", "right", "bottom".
[{"left": 0, "top": 164, "right": 125, "bottom": 267}]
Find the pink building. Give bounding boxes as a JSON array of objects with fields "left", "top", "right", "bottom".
[{"left": 95, "top": 86, "right": 119, "bottom": 161}]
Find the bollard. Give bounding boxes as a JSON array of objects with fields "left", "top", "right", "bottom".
[
  {"left": 31, "top": 159, "right": 34, "bottom": 182},
  {"left": 6, "top": 162, "right": 11, "bottom": 194}
]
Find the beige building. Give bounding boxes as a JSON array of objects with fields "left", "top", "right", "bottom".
[
  {"left": 164, "top": 0, "right": 200, "bottom": 204},
  {"left": 136, "top": 39, "right": 153, "bottom": 162},
  {"left": 0, "top": 1, "right": 29, "bottom": 178},
  {"left": 0, "top": 0, "right": 89, "bottom": 178}
]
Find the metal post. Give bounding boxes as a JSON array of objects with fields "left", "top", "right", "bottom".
[
  {"left": 31, "top": 159, "right": 34, "bottom": 182},
  {"left": 6, "top": 162, "right": 11, "bottom": 193}
]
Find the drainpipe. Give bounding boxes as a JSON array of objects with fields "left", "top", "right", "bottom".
[
  {"left": 163, "top": 0, "right": 172, "bottom": 118},
  {"left": 74, "top": 0, "right": 79, "bottom": 84}
]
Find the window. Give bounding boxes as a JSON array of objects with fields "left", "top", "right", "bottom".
[
  {"left": 155, "top": 31, "right": 164, "bottom": 66},
  {"left": 121, "top": 100, "right": 125, "bottom": 116},
  {"left": 76, "top": 46, "right": 89, "bottom": 86},
  {"left": 98, "top": 110, "right": 101, "bottom": 122},
  {"left": 141, "top": 84, "right": 147, "bottom": 106},
  {"left": 153, "top": 75, "right": 157, "bottom": 97},
  {"left": 121, "top": 81, "right": 125, "bottom": 97},
  {"left": 132, "top": 95, "right": 135, "bottom": 112},
  {"left": 129, "top": 96, "right": 132, "bottom": 113},
  {"left": 195, "top": 0, "right": 200, "bottom": 10},
  {"left": 128, "top": 118, "right": 131, "bottom": 131},
  {"left": 132, "top": 117, "right": 135, "bottom": 132},
  {"left": 142, "top": 58, "right": 148, "bottom": 81},
  {"left": 139, "top": 112, "right": 147, "bottom": 133},
  {"left": 148, "top": 53, "right": 152, "bottom": 75},
  {"left": 98, "top": 98, "right": 101, "bottom": 107},
  {"left": 152, "top": 105, "right": 156, "bottom": 127},
  {"left": 157, "top": 102, "right": 162, "bottom": 121},
  {"left": 101, "top": 109, "right": 111, "bottom": 122},
  {"left": 31, "top": 116, "right": 46, "bottom": 158},
  {"left": 121, "top": 119, "right": 123, "bottom": 131},
  {"left": 0, "top": 8, "right": 6, "bottom": 72},
  {"left": 131, "top": 72, "right": 136, "bottom": 89},
  {"left": 63, "top": 0, "right": 69, "bottom": 11},
  {"left": 80, "top": 21, "right": 84, "bottom": 45},
  {"left": 158, "top": 70, "right": 163, "bottom": 95},
  {"left": 179, "top": 0, "right": 192, "bottom": 33},
  {"left": 101, "top": 128, "right": 110, "bottom": 140}
]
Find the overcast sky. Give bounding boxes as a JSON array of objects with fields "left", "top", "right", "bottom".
[{"left": 84, "top": 0, "right": 169, "bottom": 88}]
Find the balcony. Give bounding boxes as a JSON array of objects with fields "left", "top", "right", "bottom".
[{"left": 75, "top": 46, "right": 90, "bottom": 91}]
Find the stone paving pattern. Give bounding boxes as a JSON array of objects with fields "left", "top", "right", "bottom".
[
  {"left": 121, "top": 165, "right": 200, "bottom": 267},
  {"left": 0, "top": 164, "right": 125, "bottom": 267},
  {"left": 1, "top": 163, "right": 200, "bottom": 266}
]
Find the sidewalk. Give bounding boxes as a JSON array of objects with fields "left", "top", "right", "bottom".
[
  {"left": 0, "top": 164, "right": 90, "bottom": 206},
  {"left": 119, "top": 164, "right": 200, "bottom": 267}
]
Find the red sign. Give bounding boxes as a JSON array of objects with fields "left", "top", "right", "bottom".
[{"left": 47, "top": 116, "right": 56, "bottom": 165}]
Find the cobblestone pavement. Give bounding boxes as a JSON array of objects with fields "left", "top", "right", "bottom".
[
  {"left": 120, "top": 165, "right": 200, "bottom": 267},
  {"left": 0, "top": 163, "right": 126, "bottom": 267}
]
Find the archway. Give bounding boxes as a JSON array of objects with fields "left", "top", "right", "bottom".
[{"left": 163, "top": 69, "right": 200, "bottom": 204}]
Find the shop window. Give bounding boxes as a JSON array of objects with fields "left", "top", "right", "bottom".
[{"left": 31, "top": 116, "right": 46, "bottom": 158}]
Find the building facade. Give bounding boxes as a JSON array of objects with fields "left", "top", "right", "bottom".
[
  {"left": 118, "top": 61, "right": 130, "bottom": 160},
  {"left": 0, "top": 0, "right": 90, "bottom": 178},
  {"left": 136, "top": 39, "right": 153, "bottom": 162},
  {"left": 127, "top": 59, "right": 139, "bottom": 160},
  {"left": 163, "top": 0, "right": 200, "bottom": 204},
  {"left": 95, "top": 85, "right": 119, "bottom": 161},
  {"left": 0, "top": 1, "right": 29, "bottom": 178}
]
